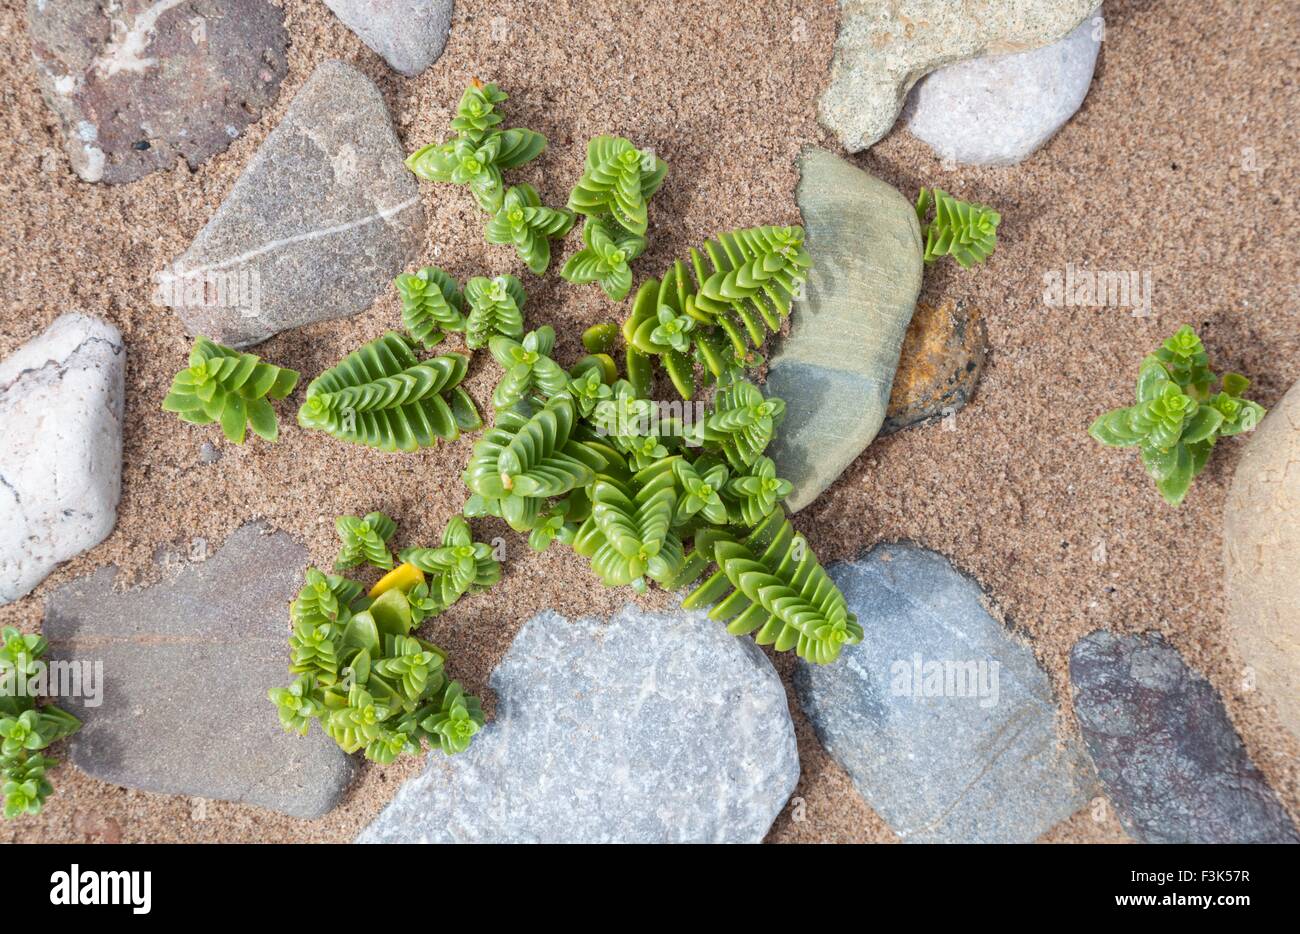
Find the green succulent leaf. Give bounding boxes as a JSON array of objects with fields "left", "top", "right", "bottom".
[
  {"left": 1090, "top": 325, "right": 1267, "bottom": 506},
  {"left": 915, "top": 187, "right": 1000, "bottom": 268},
  {"left": 488, "top": 325, "right": 570, "bottom": 410},
  {"left": 694, "top": 379, "right": 785, "bottom": 470},
  {"left": 464, "top": 275, "right": 527, "bottom": 349},
  {"left": 683, "top": 509, "right": 863, "bottom": 665},
  {"left": 725, "top": 456, "right": 792, "bottom": 527},
  {"left": 334, "top": 512, "right": 397, "bottom": 572},
  {"left": 560, "top": 218, "right": 646, "bottom": 301},
  {"left": 400, "top": 516, "right": 502, "bottom": 607},
  {"left": 565, "top": 135, "right": 667, "bottom": 236},
  {"left": 297, "top": 333, "right": 480, "bottom": 451},
  {"left": 485, "top": 184, "right": 576, "bottom": 275},
  {"left": 162, "top": 336, "right": 299, "bottom": 444},
  {"left": 395, "top": 267, "right": 465, "bottom": 349}
]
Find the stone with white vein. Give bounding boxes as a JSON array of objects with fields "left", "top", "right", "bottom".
[
  {"left": 0, "top": 314, "right": 124, "bottom": 605},
  {"left": 358, "top": 604, "right": 800, "bottom": 843},
  {"left": 159, "top": 59, "right": 424, "bottom": 347}
]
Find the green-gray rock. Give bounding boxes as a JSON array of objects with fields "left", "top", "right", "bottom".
[{"left": 767, "top": 148, "right": 922, "bottom": 512}]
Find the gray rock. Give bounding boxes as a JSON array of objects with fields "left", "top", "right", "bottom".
[
  {"left": 767, "top": 148, "right": 922, "bottom": 512},
  {"left": 0, "top": 314, "right": 124, "bottom": 605},
  {"left": 43, "top": 523, "right": 356, "bottom": 818},
  {"left": 27, "top": 0, "right": 289, "bottom": 184},
  {"left": 904, "top": 8, "right": 1103, "bottom": 165},
  {"left": 158, "top": 59, "right": 424, "bottom": 347},
  {"left": 795, "top": 544, "right": 1097, "bottom": 842},
  {"left": 358, "top": 604, "right": 799, "bottom": 843},
  {"left": 1224, "top": 379, "right": 1300, "bottom": 743},
  {"left": 1070, "top": 630, "right": 1299, "bottom": 843},
  {"left": 820, "top": 0, "right": 1097, "bottom": 152},
  {"left": 324, "top": 0, "right": 454, "bottom": 77}
]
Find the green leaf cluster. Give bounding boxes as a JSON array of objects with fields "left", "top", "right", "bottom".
[
  {"left": 1089, "top": 325, "right": 1266, "bottom": 505},
  {"left": 297, "top": 332, "right": 481, "bottom": 451},
  {"left": 270, "top": 514, "right": 496, "bottom": 764},
  {"left": 468, "top": 352, "right": 851, "bottom": 661},
  {"left": 915, "top": 187, "right": 1000, "bottom": 268},
  {"left": 406, "top": 83, "right": 571, "bottom": 274},
  {"left": 560, "top": 136, "right": 668, "bottom": 300},
  {"left": 0, "top": 627, "right": 81, "bottom": 819},
  {"left": 162, "top": 336, "right": 299, "bottom": 443},
  {"left": 620, "top": 225, "right": 811, "bottom": 397}
]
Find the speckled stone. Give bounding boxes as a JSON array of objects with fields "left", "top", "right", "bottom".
[
  {"left": 27, "top": 0, "right": 289, "bottom": 184},
  {"left": 795, "top": 544, "right": 1097, "bottom": 842},
  {"left": 357, "top": 604, "right": 799, "bottom": 843},
  {"left": 766, "top": 147, "right": 922, "bottom": 512},
  {"left": 1070, "top": 630, "right": 1299, "bottom": 843},
  {"left": 820, "top": 0, "right": 1097, "bottom": 152},
  {"left": 43, "top": 523, "right": 356, "bottom": 818},
  {"left": 324, "top": 0, "right": 454, "bottom": 77},
  {"left": 1225, "top": 380, "right": 1300, "bottom": 743},
  {"left": 159, "top": 59, "right": 424, "bottom": 347},
  {"left": 904, "top": 8, "right": 1103, "bottom": 165},
  {"left": 882, "top": 298, "right": 986, "bottom": 434},
  {"left": 0, "top": 314, "right": 124, "bottom": 605}
]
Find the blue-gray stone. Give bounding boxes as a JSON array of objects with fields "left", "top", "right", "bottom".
[
  {"left": 795, "top": 543, "right": 1097, "bottom": 842},
  {"left": 1070, "top": 630, "right": 1299, "bottom": 843},
  {"left": 358, "top": 604, "right": 799, "bottom": 843},
  {"left": 768, "top": 148, "right": 922, "bottom": 512}
]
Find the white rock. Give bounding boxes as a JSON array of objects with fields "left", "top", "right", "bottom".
[
  {"left": 0, "top": 314, "right": 125, "bottom": 604},
  {"left": 904, "top": 7, "right": 1103, "bottom": 165},
  {"left": 324, "top": 0, "right": 454, "bottom": 77}
]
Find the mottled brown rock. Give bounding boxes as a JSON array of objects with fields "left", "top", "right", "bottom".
[
  {"left": 882, "top": 298, "right": 987, "bottom": 434},
  {"left": 1224, "top": 380, "right": 1300, "bottom": 742},
  {"left": 27, "top": 0, "right": 288, "bottom": 184}
]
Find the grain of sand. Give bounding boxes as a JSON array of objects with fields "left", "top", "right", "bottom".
[{"left": 1, "top": 0, "right": 1296, "bottom": 844}]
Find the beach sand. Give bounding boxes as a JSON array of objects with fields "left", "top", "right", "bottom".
[{"left": 1, "top": 0, "right": 1296, "bottom": 843}]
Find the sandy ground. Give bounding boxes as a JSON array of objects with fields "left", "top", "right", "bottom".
[{"left": 1, "top": 0, "right": 1297, "bottom": 844}]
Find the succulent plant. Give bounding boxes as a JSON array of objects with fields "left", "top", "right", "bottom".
[
  {"left": 726, "top": 456, "right": 792, "bottom": 527},
  {"left": 560, "top": 218, "right": 647, "bottom": 301},
  {"left": 298, "top": 333, "right": 480, "bottom": 451},
  {"left": 1089, "top": 325, "right": 1266, "bottom": 505},
  {"left": 464, "top": 275, "right": 527, "bottom": 349},
  {"left": 565, "top": 135, "right": 668, "bottom": 236},
  {"left": 0, "top": 628, "right": 80, "bottom": 819},
  {"left": 162, "top": 336, "right": 299, "bottom": 443},
  {"left": 333, "top": 511, "right": 397, "bottom": 572},
  {"left": 395, "top": 267, "right": 466, "bottom": 349},
  {"left": 400, "top": 516, "right": 502, "bottom": 607},
  {"left": 488, "top": 325, "right": 569, "bottom": 410},
  {"left": 915, "top": 187, "right": 1000, "bottom": 268},
  {"left": 485, "top": 184, "right": 576, "bottom": 275}
]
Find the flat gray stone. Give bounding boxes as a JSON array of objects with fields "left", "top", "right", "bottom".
[
  {"left": 0, "top": 313, "right": 124, "bottom": 605},
  {"left": 1224, "top": 380, "right": 1300, "bottom": 743},
  {"left": 904, "top": 8, "right": 1103, "bottom": 165},
  {"left": 1070, "top": 630, "right": 1299, "bottom": 843},
  {"left": 795, "top": 544, "right": 1097, "bottom": 842},
  {"left": 820, "top": 0, "right": 1097, "bottom": 152},
  {"left": 358, "top": 604, "right": 799, "bottom": 843},
  {"left": 324, "top": 0, "right": 454, "bottom": 77},
  {"left": 27, "top": 0, "right": 289, "bottom": 184},
  {"left": 44, "top": 522, "right": 356, "bottom": 818},
  {"left": 768, "top": 147, "right": 922, "bottom": 512},
  {"left": 159, "top": 59, "right": 424, "bottom": 347}
]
